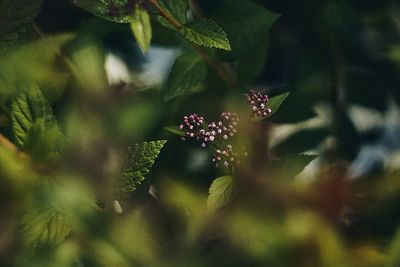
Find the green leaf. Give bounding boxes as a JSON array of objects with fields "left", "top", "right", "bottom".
[
  {"left": 0, "top": 144, "right": 39, "bottom": 191},
  {"left": 24, "top": 118, "right": 66, "bottom": 160},
  {"left": 212, "top": 0, "right": 279, "bottom": 83},
  {"left": 121, "top": 140, "right": 167, "bottom": 193},
  {"left": 251, "top": 92, "right": 289, "bottom": 121},
  {"left": 284, "top": 154, "right": 317, "bottom": 177},
  {"left": 72, "top": 0, "right": 137, "bottom": 23},
  {"left": 0, "top": 0, "right": 44, "bottom": 53},
  {"left": 268, "top": 92, "right": 290, "bottom": 116},
  {"left": 164, "top": 126, "right": 186, "bottom": 137},
  {"left": 269, "top": 154, "right": 317, "bottom": 178},
  {"left": 130, "top": 5, "right": 152, "bottom": 54},
  {"left": 236, "top": 36, "right": 268, "bottom": 84},
  {"left": 0, "top": 34, "right": 73, "bottom": 101},
  {"left": 11, "top": 84, "right": 55, "bottom": 147},
  {"left": 273, "top": 128, "right": 329, "bottom": 156},
  {"left": 207, "top": 176, "right": 233, "bottom": 210},
  {"left": 11, "top": 84, "right": 65, "bottom": 160},
  {"left": 158, "top": 0, "right": 188, "bottom": 28},
  {"left": 179, "top": 19, "right": 231, "bottom": 51},
  {"left": 213, "top": 0, "right": 279, "bottom": 58},
  {"left": 164, "top": 51, "right": 208, "bottom": 101},
  {"left": 387, "top": 228, "right": 400, "bottom": 267},
  {"left": 21, "top": 206, "right": 71, "bottom": 248},
  {"left": 69, "top": 39, "right": 108, "bottom": 91}
]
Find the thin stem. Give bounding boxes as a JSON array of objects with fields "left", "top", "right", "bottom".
[
  {"left": 149, "top": 0, "right": 181, "bottom": 28},
  {"left": 149, "top": 0, "right": 235, "bottom": 87},
  {"left": 32, "top": 22, "right": 45, "bottom": 38},
  {"left": 192, "top": 45, "right": 235, "bottom": 87}
]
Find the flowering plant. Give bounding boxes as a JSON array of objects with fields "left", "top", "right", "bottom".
[{"left": 165, "top": 90, "right": 289, "bottom": 208}]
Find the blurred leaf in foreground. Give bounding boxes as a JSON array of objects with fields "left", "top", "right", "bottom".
[
  {"left": 112, "top": 208, "right": 160, "bottom": 266},
  {"left": 130, "top": 5, "right": 152, "bottom": 54},
  {"left": 11, "top": 84, "right": 65, "bottom": 161},
  {"left": 68, "top": 39, "right": 108, "bottom": 93},
  {"left": 0, "top": 0, "right": 44, "bottom": 53},
  {"left": 0, "top": 34, "right": 73, "bottom": 100},
  {"left": 21, "top": 205, "right": 71, "bottom": 249},
  {"left": 0, "top": 143, "right": 37, "bottom": 196},
  {"left": 11, "top": 84, "right": 56, "bottom": 147}
]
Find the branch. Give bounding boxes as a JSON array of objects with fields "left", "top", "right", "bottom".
[
  {"left": 191, "top": 45, "right": 235, "bottom": 87},
  {"left": 149, "top": 0, "right": 181, "bottom": 28}
]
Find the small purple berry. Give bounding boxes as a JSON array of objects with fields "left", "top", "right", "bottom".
[{"left": 245, "top": 90, "right": 272, "bottom": 118}]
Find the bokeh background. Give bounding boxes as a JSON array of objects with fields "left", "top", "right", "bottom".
[{"left": 2, "top": 0, "right": 400, "bottom": 266}]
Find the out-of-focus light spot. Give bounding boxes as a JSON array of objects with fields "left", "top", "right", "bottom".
[{"left": 104, "top": 52, "right": 131, "bottom": 86}]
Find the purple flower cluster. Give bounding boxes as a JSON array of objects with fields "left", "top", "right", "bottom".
[
  {"left": 179, "top": 112, "right": 239, "bottom": 148},
  {"left": 245, "top": 90, "right": 272, "bottom": 118},
  {"left": 175, "top": 91, "right": 275, "bottom": 169},
  {"left": 207, "top": 112, "right": 239, "bottom": 141},
  {"left": 212, "top": 144, "right": 237, "bottom": 168},
  {"left": 212, "top": 144, "right": 248, "bottom": 168},
  {"left": 179, "top": 114, "right": 204, "bottom": 139},
  {"left": 179, "top": 112, "right": 245, "bottom": 168}
]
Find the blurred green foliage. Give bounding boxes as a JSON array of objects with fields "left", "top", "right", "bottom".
[{"left": 1, "top": 0, "right": 400, "bottom": 267}]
